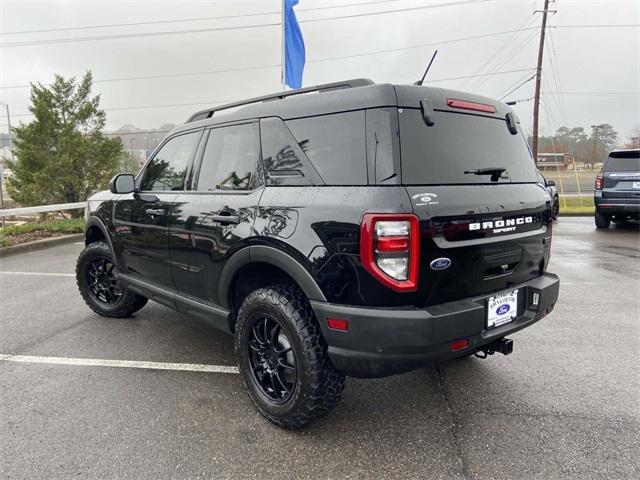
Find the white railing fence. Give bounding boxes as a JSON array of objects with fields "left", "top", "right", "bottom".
[{"left": 0, "top": 202, "right": 85, "bottom": 218}]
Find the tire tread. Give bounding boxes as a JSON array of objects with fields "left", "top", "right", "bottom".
[{"left": 235, "top": 284, "right": 345, "bottom": 429}]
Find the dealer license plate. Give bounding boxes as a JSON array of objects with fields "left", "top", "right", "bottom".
[{"left": 487, "top": 289, "right": 519, "bottom": 328}]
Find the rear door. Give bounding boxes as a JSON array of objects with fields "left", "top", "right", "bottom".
[
  {"left": 395, "top": 88, "right": 551, "bottom": 306},
  {"left": 169, "top": 121, "right": 263, "bottom": 305},
  {"left": 602, "top": 150, "right": 640, "bottom": 200}
]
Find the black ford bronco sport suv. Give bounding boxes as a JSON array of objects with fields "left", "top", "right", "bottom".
[{"left": 76, "top": 79, "right": 560, "bottom": 428}]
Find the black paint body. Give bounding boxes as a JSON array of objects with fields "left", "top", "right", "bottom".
[{"left": 84, "top": 80, "right": 560, "bottom": 377}]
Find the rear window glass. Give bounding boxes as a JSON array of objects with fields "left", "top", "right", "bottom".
[
  {"left": 399, "top": 109, "right": 537, "bottom": 184},
  {"left": 285, "top": 111, "right": 367, "bottom": 185},
  {"left": 605, "top": 151, "right": 640, "bottom": 172}
]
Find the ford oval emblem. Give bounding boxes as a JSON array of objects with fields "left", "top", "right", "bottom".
[
  {"left": 430, "top": 257, "right": 451, "bottom": 271},
  {"left": 496, "top": 304, "right": 510, "bottom": 315}
]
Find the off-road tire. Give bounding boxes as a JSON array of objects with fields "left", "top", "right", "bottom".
[
  {"left": 235, "top": 285, "right": 345, "bottom": 429},
  {"left": 76, "top": 242, "right": 148, "bottom": 317},
  {"left": 595, "top": 211, "right": 611, "bottom": 229},
  {"left": 553, "top": 196, "right": 560, "bottom": 220}
]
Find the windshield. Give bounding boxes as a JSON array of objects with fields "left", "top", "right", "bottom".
[
  {"left": 605, "top": 151, "right": 640, "bottom": 172},
  {"left": 399, "top": 109, "right": 538, "bottom": 185}
]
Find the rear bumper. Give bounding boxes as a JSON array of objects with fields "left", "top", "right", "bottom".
[
  {"left": 311, "top": 272, "right": 560, "bottom": 378},
  {"left": 594, "top": 193, "right": 640, "bottom": 215}
]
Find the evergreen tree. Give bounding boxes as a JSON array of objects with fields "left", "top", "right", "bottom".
[{"left": 7, "top": 72, "right": 122, "bottom": 211}]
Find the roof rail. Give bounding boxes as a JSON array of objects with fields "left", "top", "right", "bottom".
[{"left": 186, "top": 78, "right": 375, "bottom": 123}]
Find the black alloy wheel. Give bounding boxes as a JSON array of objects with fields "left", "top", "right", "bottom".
[
  {"left": 76, "top": 242, "right": 148, "bottom": 318},
  {"left": 247, "top": 316, "right": 297, "bottom": 404},
  {"left": 86, "top": 258, "right": 123, "bottom": 305}
]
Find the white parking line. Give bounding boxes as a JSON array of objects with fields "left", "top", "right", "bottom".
[
  {"left": 0, "top": 271, "right": 74, "bottom": 277},
  {"left": 0, "top": 354, "right": 239, "bottom": 374}
]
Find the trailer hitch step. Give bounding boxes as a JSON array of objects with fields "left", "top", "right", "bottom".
[{"left": 474, "top": 338, "right": 513, "bottom": 359}]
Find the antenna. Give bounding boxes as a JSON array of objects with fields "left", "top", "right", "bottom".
[{"left": 414, "top": 50, "right": 438, "bottom": 86}]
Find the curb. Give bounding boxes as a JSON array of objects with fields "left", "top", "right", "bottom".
[{"left": 0, "top": 233, "right": 84, "bottom": 258}]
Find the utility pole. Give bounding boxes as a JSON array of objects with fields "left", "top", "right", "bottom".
[{"left": 532, "top": 0, "right": 552, "bottom": 164}]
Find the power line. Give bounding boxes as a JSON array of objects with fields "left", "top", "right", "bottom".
[
  {"left": 472, "top": 28, "right": 540, "bottom": 91},
  {"left": 2, "top": 0, "right": 403, "bottom": 36},
  {"left": 543, "top": 91, "right": 640, "bottom": 96},
  {"left": 458, "top": 12, "right": 538, "bottom": 90},
  {"left": 0, "top": 0, "right": 492, "bottom": 48},
  {"left": 6, "top": 67, "right": 536, "bottom": 119},
  {"left": 498, "top": 72, "right": 536, "bottom": 100},
  {"left": 1, "top": 28, "right": 540, "bottom": 90},
  {"left": 553, "top": 24, "right": 640, "bottom": 28}
]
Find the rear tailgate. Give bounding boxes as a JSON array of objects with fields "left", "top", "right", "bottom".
[
  {"left": 395, "top": 86, "right": 552, "bottom": 306},
  {"left": 602, "top": 150, "right": 640, "bottom": 199},
  {"left": 406, "top": 185, "right": 551, "bottom": 306}
]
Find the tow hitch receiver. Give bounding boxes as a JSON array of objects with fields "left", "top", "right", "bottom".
[{"left": 474, "top": 338, "right": 513, "bottom": 359}]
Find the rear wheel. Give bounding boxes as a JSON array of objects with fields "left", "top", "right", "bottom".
[
  {"left": 76, "top": 242, "right": 148, "bottom": 317},
  {"left": 595, "top": 211, "right": 611, "bottom": 229},
  {"left": 235, "top": 285, "right": 345, "bottom": 429},
  {"left": 552, "top": 196, "right": 560, "bottom": 220}
]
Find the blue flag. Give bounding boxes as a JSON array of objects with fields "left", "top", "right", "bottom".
[{"left": 284, "top": 0, "right": 305, "bottom": 89}]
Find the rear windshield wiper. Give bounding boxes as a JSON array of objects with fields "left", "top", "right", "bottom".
[{"left": 464, "top": 167, "right": 508, "bottom": 182}]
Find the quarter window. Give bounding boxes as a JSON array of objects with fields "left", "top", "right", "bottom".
[
  {"left": 140, "top": 131, "right": 199, "bottom": 191},
  {"left": 285, "top": 111, "right": 367, "bottom": 185},
  {"left": 197, "top": 123, "right": 261, "bottom": 191}
]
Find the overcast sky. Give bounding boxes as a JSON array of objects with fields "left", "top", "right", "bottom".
[{"left": 1, "top": 0, "right": 639, "bottom": 140}]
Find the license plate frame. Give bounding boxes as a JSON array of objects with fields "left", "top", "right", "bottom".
[{"left": 487, "top": 289, "right": 519, "bottom": 329}]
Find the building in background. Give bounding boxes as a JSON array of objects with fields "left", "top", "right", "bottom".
[{"left": 536, "top": 152, "right": 570, "bottom": 171}]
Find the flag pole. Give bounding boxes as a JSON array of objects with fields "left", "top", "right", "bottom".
[{"left": 281, "top": 0, "right": 286, "bottom": 91}]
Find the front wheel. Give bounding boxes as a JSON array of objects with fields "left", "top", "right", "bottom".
[
  {"left": 235, "top": 285, "right": 345, "bottom": 429},
  {"left": 76, "top": 242, "right": 148, "bottom": 317},
  {"left": 595, "top": 211, "right": 611, "bottom": 229}
]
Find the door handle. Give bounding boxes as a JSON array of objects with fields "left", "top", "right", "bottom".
[
  {"left": 210, "top": 214, "right": 240, "bottom": 225},
  {"left": 145, "top": 208, "right": 165, "bottom": 216}
]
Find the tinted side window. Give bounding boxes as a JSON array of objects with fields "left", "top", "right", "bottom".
[
  {"left": 197, "top": 123, "right": 261, "bottom": 191},
  {"left": 260, "top": 117, "right": 322, "bottom": 186},
  {"left": 141, "top": 131, "right": 199, "bottom": 191},
  {"left": 286, "top": 111, "right": 367, "bottom": 185}
]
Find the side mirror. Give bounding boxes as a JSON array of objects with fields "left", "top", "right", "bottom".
[
  {"left": 110, "top": 173, "right": 135, "bottom": 194},
  {"left": 546, "top": 179, "right": 556, "bottom": 187}
]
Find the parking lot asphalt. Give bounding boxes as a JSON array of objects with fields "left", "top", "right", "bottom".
[{"left": 1, "top": 218, "right": 638, "bottom": 479}]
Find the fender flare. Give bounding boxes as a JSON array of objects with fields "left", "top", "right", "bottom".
[
  {"left": 217, "top": 245, "right": 327, "bottom": 310},
  {"left": 85, "top": 216, "right": 124, "bottom": 271}
]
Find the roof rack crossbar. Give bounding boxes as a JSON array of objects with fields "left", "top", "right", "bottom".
[{"left": 186, "top": 78, "right": 374, "bottom": 123}]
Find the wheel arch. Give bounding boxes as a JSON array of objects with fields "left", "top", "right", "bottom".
[
  {"left": 219, "top": 245, "right": 327, "bottom": 331},
  {"left": 85, "top": 216, "right": 123, "bottom": 270}
]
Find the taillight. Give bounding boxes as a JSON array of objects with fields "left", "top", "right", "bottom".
[
  {"left": 595, "top": 172, "right": 603, "bottom": 190},
  {"left": 360, "top": 213, "right": 420, "bottom": 292}
]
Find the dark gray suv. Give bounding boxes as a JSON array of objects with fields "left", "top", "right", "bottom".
[{"left": 594, "top": 149, "right": 640, "bottom": 228}]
